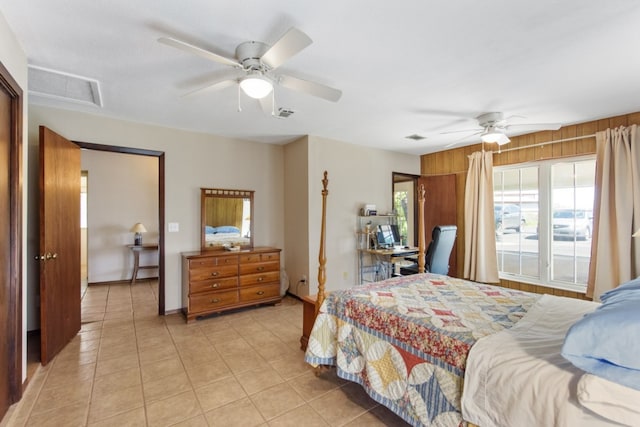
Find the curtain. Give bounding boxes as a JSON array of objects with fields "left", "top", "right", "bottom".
[
  {"left": 464, "top": 151, "right": 499, "bottom": 283},
  {"left": 587, "top": 125, "right": 640, "bottom": 299}
]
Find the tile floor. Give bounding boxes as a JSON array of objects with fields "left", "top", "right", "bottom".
[{"left": 2, "top": 280, "right": 409, "bottom": 426}]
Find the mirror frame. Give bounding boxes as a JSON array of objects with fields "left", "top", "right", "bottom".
[{"left": 201, "top": 188, "right": 254, "bottom": 251}]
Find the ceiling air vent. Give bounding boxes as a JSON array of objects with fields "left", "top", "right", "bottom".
[
  {"left": 405, "top": 134, "right": 426, "bottom": 141},
  {"left": 275, "top": 108, "right": 294, "bottom": 118},
  {"left": 28, "top": 65, "right": 103, "bottom": 107}
]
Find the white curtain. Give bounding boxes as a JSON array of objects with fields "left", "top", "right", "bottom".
[
  {"left": 464, "top": 151, "right": 499, "bottom": 283},
  {"left": 588, "top": 125, "right": 640, "bottom": 300}
]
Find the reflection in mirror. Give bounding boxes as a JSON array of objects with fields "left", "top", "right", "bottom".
[
  {"left": 201, "top": 188, "right": 254, "bottom": 250},
  {"left": 392, "top": 172, "right": 420, "bottom": 247}
]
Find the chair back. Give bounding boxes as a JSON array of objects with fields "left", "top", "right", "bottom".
[{"left": 425, "top": 225, "right": 457, "bottom": 275}]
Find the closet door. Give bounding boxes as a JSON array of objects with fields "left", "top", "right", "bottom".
[{"left": 419, "top": 174, "right": 458, "bottom": 276}]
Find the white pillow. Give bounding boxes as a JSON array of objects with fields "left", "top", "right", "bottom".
[{"left": 577, "top": 373, "right": 640, "bottom": 426}]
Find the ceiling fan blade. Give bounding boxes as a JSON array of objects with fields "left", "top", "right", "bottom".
[
  {"left": 278, "top": 74, "right": 342, "bottom": 102},
  {"left": 182, "top": 79, "right": 237, "bottom": 97},
  {"left": 261, "top": 27, "right": 312, "bottom": 69},
  {"left": 439, "top": 127, "right": 482, "bottom": 135},
  {"left": 505, "top": 123, "right": 562, "bottom": 131},
  {"left": 444, "top": 131, "right": 483, "bottom": 148},
  {"left": 158, "top": 37, "right": 242, "bottom": 69}
]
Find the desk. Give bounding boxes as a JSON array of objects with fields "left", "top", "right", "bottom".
[
  {"left": 127, "top": 244, "right": 158, "bottom": 285},
  {"left": 358, "top": 247, "right": 419, "bottom": 283}
]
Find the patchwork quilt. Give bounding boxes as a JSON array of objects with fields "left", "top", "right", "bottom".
[{"left": 304, "top": 273, "right": 539, "bottom": 426}]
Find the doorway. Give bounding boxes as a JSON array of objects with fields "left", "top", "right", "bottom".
[
  {"left": 74, "top": 141, "right": 165, "bottom": 314},
  {"left": 80, "top": 171, "right": 88, "bottom": 296},
  {"left": 27, "top": 138, "right": 165, "bottom": 371},
  {"left": 392, "top": 172, "right": 420, "bottom": 247}
]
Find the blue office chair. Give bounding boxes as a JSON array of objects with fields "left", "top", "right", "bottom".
[{"left": 400, "top": 225, "right": 457, "bottom": 276}]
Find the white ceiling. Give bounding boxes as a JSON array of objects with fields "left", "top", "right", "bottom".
[{"left": 2, "top": 0, "right": 640, "bottom": 155}]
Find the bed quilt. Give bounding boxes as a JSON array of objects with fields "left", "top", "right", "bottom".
[{"left": 304, "top": 273, "right": 539, "bottom": 427}]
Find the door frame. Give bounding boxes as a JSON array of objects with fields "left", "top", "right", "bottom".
[
  {"left": 0, "top": 61, "right": 23, "bottom": 404},
  {"left": 73, "top": 141, "right": 166, "bottom": 314}
]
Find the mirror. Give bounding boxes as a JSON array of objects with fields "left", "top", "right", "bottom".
[
  {"left": 201, "top": 188, "right": 254, "bottom": 250},
  {"left": 392, "top": 172, "right": 420, "bottom": 247}
]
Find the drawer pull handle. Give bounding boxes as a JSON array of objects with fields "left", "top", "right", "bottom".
[
  {"left": 258, "top": 277, "right": 264, "bottom": 282},
  {"left": 211, "top": 283, "right": 219, "bottom": 288},
  {"left": 211, "top": 272, "right": 219, "bottom": 277},
  {"left": 257, "top": 291, "right": 265, "bottom": 295},
  {"left": 257, "top": 266, "right": 265, "bottom": 272},
  {"left": 210, "top": 298, "right": 220, "bottom": 303}
]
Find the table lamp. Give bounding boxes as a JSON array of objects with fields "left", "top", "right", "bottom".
[{"left": 130, "top": 222, "right": 147, "bottom": 246}]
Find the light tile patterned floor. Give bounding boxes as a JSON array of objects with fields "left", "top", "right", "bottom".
[{"left": 2, "top": 281, "right": 409, "bottom": 426}]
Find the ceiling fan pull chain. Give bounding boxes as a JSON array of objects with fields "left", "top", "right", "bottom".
[
  {"left": 237, "top": 84, "right": 242, "bottom": 112},
  {"left": 271, "top": 90, "right": 276, "bottom": 116}
]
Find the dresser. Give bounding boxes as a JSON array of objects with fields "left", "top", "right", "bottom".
[{"left": 181, "top": 247, "right": 282, "bottom": 322}]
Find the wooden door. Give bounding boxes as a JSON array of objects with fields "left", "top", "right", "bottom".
[
  {"left": 0, "top": 62, "right": 23, "bottom": 421},
  {"left": 39, "top": 126, "right": 81, "bottom": 365},
  {"left": 0, "top": 71, "right": 13, "bottom": 421},
  {"left": 419, "top": 174, "right": 458, "bottom": 276}
]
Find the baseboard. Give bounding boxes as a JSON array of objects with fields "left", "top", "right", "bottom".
[
  {"left": 88, "top": 277, "right": 158, "bottom": 286},
  {"left": 163, "top": 308, "right": 182, "bottom": 316}
]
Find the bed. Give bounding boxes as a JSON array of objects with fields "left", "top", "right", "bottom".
[
  {"left": 304, "top": 171, "right": 639, "bottom": 427},
  {"left": 204, "top": 225, "right": 249, "bottom": 247}
]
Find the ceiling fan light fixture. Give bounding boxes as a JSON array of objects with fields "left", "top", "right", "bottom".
[
  {"left": 239, "top": 73, "right": 273, "bottom": 99},
  {"left": 481, "top": 128, "right": 511, "bottom": 145}
]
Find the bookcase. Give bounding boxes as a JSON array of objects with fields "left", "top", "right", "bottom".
[{"left": 356, "top": 214, "right": 397, "bottom": 284}]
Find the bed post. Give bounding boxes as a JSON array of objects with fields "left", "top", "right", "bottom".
[
  {"left": 417, "top": 183, "right": 426, "bottom": 273},
  {"left": 315, "top": 171, "right": 329, "bottom": 315}
]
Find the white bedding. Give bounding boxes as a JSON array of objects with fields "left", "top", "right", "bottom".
[{"left": 462, "top": 294, "right": 625, "bottom": 427}]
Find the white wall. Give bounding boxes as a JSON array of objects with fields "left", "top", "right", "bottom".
[
  {"left": 283, "top": 135, "right": 420, "bottom": 296},
  {"left": 307, "top": 136, "right": 420, "bottom": 293},
  {"left": 283, "top": 136, "right": 310, "bottom": 296},
  {"left": 27, "top": 105, "right": 285, "bottom": 316},
  {"left": 81, "top": 150, "right": 159, "bottom": 283},
  {"left": 0, "top": 9, "right": 29, "bottom": 382}
]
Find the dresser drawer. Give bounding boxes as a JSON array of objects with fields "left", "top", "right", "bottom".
[
  {"left": 239, "top": 284, "right": 280, "bottom": 302},
  {"left": 190, "top": 277, "right": 238, "bottom": 294},
  {"left": 188, "top": 255, "right": 238, "bottom": 269},
  {"left": 190, "top": 264, "right": 237, "bottom": 282},
  {"left": 239, "top": 260, "right": 279, "bottom": 275},
  {"left": 239, "top": 251, "right": 279, "bottom": 264},
  {"left": 190, "top": 289, "right": 238, "bottom": 313},
  {"left": 239, "top": 270, "right": 280, "bottom": 287}
]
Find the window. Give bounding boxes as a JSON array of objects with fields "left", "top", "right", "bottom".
[{"left": 494, "top": 156, "right": 596, "bottom": 292}]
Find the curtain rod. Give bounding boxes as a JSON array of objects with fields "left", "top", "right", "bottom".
[{"left": 493, "top": 134, "right": 596, "bottom": 154}]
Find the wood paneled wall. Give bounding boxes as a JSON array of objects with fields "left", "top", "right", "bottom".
[{"left": 420, "top": 111, "right": 640, "bottom": 299}]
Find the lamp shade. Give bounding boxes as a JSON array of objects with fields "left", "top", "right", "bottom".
[
  {"left": 130, "top": 222, "right": 147, "bottom": 233},
  {"left": 239, "top": 74, "right": 273, "bottom": 99},
  {"left": 481, "top": 129, "right": 511, "bottom": 146}
]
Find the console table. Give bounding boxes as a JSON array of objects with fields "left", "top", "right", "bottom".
[{"left": 127, "top": 244, "right": 158, "bottom": 285}]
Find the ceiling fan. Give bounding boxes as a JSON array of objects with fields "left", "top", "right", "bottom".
[
  {"left": 442, "top": 112, "right": 562, "bottom": 148},
  {"left": 158, "top": 27, "right": 342, "bottom": 106}
]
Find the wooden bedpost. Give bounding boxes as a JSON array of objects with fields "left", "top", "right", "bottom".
[
  {"left": 316, "top": 171, "right": 329, "bottom": 315},
  {"left": 418, "top": 183, "right": 426, "bottom": 273}
]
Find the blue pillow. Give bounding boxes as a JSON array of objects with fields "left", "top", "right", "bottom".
[
  {"left": 599, "top": 276, "right": 640, "bottom": 303},
  {"left": 205, "top": 225, "right": 216, "bottom": 234},
  {"left": 562, "top": 295, "right": 640, "bottom": 391},
  {"left": 215, "top": 225, "right": 240, "bottom": 234}
]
